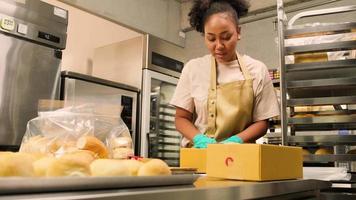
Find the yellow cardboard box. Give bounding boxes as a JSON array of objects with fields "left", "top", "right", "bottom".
[
  {"left": 206, "top": 144, "right": 303, "bottom": 181},
  {"left": 180, "top": 148, "right": 206, "bottom": 173}
]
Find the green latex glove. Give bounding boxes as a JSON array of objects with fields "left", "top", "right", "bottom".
[
  {"left": 220, "top": 135, "right": 243, "bottom": 144},
  {"left": 193, "top": 134, "right": 216, "bottom": 148}
]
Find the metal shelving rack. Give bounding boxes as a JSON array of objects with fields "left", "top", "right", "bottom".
[
  {"left": 148, "top": 90, "right": 181, "bottom": 167},
  {"left": 277, "top": 0, "right": 356, "bottom": 169},
  {"left": 264, "top": 80, "right": 282, "bottom": 145}
]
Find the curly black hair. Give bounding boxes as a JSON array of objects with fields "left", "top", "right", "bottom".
[{"left": 188, "top": 0, "right": 250, "bottom": 33}]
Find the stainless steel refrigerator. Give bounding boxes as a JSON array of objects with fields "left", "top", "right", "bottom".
[
  {"left": 0, "top": 0, "right": 67, "bottom": 150},
  {"left": 140, "top": 35, "right": 185, "bottom": 166}
]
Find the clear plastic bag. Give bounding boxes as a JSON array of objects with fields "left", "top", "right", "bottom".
[
  {"left": 303, "top": 167, "right": 351, "bottom": 181},
  {"left": 19, "top": 104, "right": 134, "bottom": 159}
]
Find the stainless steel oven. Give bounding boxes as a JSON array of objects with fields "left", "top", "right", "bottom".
[
  {"left": 143, "top": 35, "right": 185, "bottom": 78},
  {"left": 90, "top": 34, "right": 184, "bottom": 164},
  {"left": 140, "top": 35, "right": 185, "bottom": 166},
  {"left": 60, "top": 71, "right": 140, "bottom": 154}
]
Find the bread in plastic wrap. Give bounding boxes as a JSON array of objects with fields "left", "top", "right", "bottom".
[{"left": 19, "top": 104, "right": 134, "bottom": 159}]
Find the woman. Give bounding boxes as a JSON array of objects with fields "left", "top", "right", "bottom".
[{"left": 170, "top": 0, "right": 279, "bottom": 148}]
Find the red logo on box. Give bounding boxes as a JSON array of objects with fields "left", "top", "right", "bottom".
[{"left": 225, "top": 157, "right": 234, "bottom": 166}]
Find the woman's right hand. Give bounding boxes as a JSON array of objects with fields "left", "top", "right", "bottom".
[{"left": 193, "top": 134, "right": 216, "bottom": 148}]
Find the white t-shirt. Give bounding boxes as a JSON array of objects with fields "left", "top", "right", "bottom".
[{"left": 170, "top": 54, "right": 280, "bottom": 136}]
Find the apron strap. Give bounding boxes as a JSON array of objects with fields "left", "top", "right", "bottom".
[
  {"left": 236, "top": 52, "right": 252, "bottom": 80},
  {"left": 207, "top": 51, "right": 252, "bottom": 136}
]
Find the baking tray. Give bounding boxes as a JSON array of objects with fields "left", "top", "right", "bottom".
[{"left": 0, "top": 174, "right": 199, "bottom": 195}]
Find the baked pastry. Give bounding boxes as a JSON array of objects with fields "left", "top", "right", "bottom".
[
  {"left": 109, "top": 137, "right": 132, "bottom": 149},
  {"left": 302, "top": 149, "right": 311, "bottom": 155},
  {"left": 347, "top": 149, "right": 356, "bottom": 154},
  {"left": 46, "top": 153, "right": 91, "bottom": 177},
  {"left": 121, "top": 159, "right": 143, "bottom": 176},
  {"left": 63, "top": 150, "right": 96, "bottom": 165},
  {"left": 137, "top": 159, "right": 171, "bottom": 176},
  {"left": 33, "top": 150, "right": 95, "bottom": 177},
  {"left": 90, "top": 159, "right": 131, "bottom": 176},
  {"left": 33, "top": 156, "right": 56, "bottom": 177},
  {"left": 315, "top": 148, "right": 333, "bottom": 155},
  {"left": 138, "top": 158, "right": 152, "bottom": 163},
  {"left": 77, "top": 136, "right": 109, "bottom": 158},
  {"left": 294, "top": 53, "right": 328, "bottom": 64},
  {"left": 293, "top": 114, "right": 315, "bottom": 118},
  {"left": 0, "top": 152, "right": 35, "bottom": 177},
  {"left": 0, "top": 151, "right": 13, "bottom": 156},
  {"left": 54, "top": 139, "right": 78, "bottom": 155},
  {"left": 112, "top": 147, "right": 134, "bottom": 159},
  {"left": 20, "top": 135, "right": 59, "bottom": 154}
]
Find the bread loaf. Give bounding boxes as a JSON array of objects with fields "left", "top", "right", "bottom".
[
  {"left": 33, "top": 150, "right": 95, "bottom": 177},
  {"left": 302, "top": 149, "right": 311, "bottom": 155},
  {"left": 77, "top": 136, "right": 109, "bottom": 158},
  {"left": 109, "top": 137, "right": 132, "bottom": 149},
  {"left": 64, "top": 150, "right": 96, "bottom": 165},
  {"left": 347, "top": 149, "right": 356, "bottom": 154},
  {"left": 294, "top": 52, "right": 328, "bottom": 64},
  {"left": 121, "top": 159, "right": 143, "bottom": 176},
  {"left": 90, "top": 159, "right": 131, "bottom": 176},
  {"left": 20, "top": 136, "right": 59, "bottom": 154},
  {"left": 55, "top": 139, "right": 78, "bottom": 154},
  {"left": 0, "top": 152, "right": 35, "bottom": 177},
  {"left": 315, "top": 148, "right": 333, "bottom": 155},
  {"left": 137, "top": 159, "right": 171, "bottom": 176},
  {"left": 33, "top": 156, "right": 56, "bottom": 177},
  {"left": 46, "top": 153, "right": 91, "bottom": 177},
  {"left": 112, "top": 147, "right": 134, "bottom": 159}
]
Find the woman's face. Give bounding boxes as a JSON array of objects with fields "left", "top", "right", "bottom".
[{"left": 204, "top": 13, "right": 240, "bottom": 63}]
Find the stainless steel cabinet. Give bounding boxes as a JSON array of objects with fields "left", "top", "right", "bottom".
[
  {"left": 0, "top": 0, "right": 67, "bottom": 150},
  {"left": 0, "top": 35, "right": 61, "bottom": 148}
]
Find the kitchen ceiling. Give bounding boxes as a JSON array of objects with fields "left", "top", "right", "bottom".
[
  {"left": 177, "top": 0, "right": 337, "bottom": 12},
  {"left": 180, "top": 0, "right": 342, "bottom": 31},
  {"left": 177, "top": 0, "right": 299, "bottom": 12},
  {"left": 249, "top": 0, "right": 297, "bottom": 11}
]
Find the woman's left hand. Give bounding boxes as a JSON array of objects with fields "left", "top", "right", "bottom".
[
  {"left": 220, "top": 135, "right": 243, "bottom": 144},
  {"left": 193, "top": 134, "right": 216, "bottom": 148}
]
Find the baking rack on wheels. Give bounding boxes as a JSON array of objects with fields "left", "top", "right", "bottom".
[
  {"left": 148, "top": 91, "right": 181, "bottom": 167},
  {"left": 277, "top": 0, "right": 356, "bottom": 198}
]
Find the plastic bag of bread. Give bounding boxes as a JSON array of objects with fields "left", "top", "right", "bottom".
[{"left": 19, "top": 104, "right": 134, "bottom": 159}]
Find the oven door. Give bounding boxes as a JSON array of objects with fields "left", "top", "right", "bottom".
[
  {"left": 140, "top": 69, "right": 181, "bottom": 166},
  {"left": 61, "top": 77, "right": 138, "bottom": 152}
]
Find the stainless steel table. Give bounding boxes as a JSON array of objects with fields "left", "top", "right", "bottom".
[{"left": 0, "top": 177, "right": 331, "bottom": 200}]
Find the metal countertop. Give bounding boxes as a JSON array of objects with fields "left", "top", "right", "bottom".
[{"left": 0, "top": 177, "right": 331, "bottom": 200}]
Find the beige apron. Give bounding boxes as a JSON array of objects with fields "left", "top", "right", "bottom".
[{"left": 206, "top": 52, "right": 254, "bottom": 142}]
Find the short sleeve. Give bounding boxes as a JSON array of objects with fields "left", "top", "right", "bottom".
[
  {"left": 170, "top": 61, "right": 194, "bottom": 113},
  {"left": 252, "top": 64, "right": 280, "bottom": 122}
]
